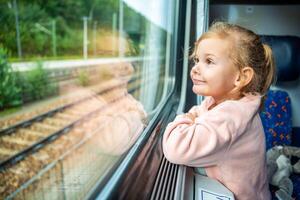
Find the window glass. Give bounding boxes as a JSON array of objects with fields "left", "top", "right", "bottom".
[{"left": 0, "top": 0, "right": 175, "bottom": 198}]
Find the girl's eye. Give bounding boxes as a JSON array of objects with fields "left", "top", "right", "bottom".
[{"left": 206, "top": 58, "right": 214, "bottom": 64}]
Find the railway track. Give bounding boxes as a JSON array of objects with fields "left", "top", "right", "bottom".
[
  {"left": 0, "top": 81, "right": 143, "bottom": 197},
  {"left": 0, "top": 64, "right": 163, "bottom": 170},
  {"left": 0, "top": 86, "right": 126, "bottom": 171},
  {"left": 0, "top": 65, "right": 164, "bottom": 198},
  {"left": 0, "top": 62, "right": 162, "bottom": 169},
  {"left": 0, "top": 71, "right": 145, "bottom": 171},
  {"left": 0, "top": 88, "right": 140, "bottom": 199}
]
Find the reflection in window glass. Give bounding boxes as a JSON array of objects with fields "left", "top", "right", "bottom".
[{"left": 0, "top": 0, "right": 175, "bottom": 199}]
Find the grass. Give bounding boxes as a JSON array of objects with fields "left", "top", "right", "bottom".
[{"left": 0, "top": 107, "right": 22, "bottom": 118}]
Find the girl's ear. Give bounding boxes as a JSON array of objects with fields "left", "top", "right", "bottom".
[{"left": 234, "top": 67, "right": 254, "bottom": 88}]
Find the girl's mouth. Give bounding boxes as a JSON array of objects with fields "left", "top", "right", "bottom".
[{"left": 192, "top": 79, "right": 206, "bottom": 85}]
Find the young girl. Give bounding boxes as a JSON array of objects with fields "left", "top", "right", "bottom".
[{"left": 163, "top": 22, "right": 275, "bottom": 200}]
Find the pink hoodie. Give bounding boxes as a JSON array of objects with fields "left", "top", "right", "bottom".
[{"left": 163, "top": 95, "right": 271, "bottom": 200}]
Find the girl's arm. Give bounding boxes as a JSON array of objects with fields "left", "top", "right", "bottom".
[{"left": 162, "top": 111, "right": 234, "bottom": 167}]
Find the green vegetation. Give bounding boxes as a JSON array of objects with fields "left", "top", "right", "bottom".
[
  {"left": 0, "top": 48, "right": 22, "bottom": 110},
  {"left": 0, "top": 0, "right": 167, "bottom": 112},
  {"left": 0, "top": 106, "right": 22, "bottom": 117},
  {"left": 0, "top": 0, "right": 146, "bottom": 61},
  {"left": 23, "top": 61, "right": 58, "bottom": 101},
  {"left": 0, "top": 47, "right": 58, "bottom": 111},
  {"left": 78, "top": 69, "right": 90, "bottom": 86}
]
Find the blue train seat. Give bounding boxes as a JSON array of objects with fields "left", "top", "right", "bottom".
[
  {"left": 260, "top": 90, "right": 292, "bottom": 150},
  {"left": 259, "top": 35, "right": 300, "bottom": 199}
]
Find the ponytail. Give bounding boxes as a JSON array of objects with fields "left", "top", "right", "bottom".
[{"left": 262, "top": 44, "right": 276, "bottom": 95}]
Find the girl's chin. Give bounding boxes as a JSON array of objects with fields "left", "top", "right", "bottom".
[{"left": 192, "top": 86, "right": 206, "bottom": 96}]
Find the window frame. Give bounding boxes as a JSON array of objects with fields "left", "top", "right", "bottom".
[{"left": 86, "top": 0, "right": 189, "bottom": 199}]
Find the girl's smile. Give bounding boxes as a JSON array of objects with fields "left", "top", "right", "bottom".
[{"left": 191, "top": 78, "right": 206, "bottom": 85}]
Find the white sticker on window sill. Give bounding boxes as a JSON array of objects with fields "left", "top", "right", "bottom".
[{"left": 201, "top": 190, "right": 232, "bottom": 200}]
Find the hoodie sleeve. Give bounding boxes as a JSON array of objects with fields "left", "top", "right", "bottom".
[{"left": 163, "top": 105, "right": 238, "bottom": 167}]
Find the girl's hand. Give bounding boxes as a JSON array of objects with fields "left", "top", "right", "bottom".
[{"left": 184, "top": 113, "right": 196, "bottom": 122}]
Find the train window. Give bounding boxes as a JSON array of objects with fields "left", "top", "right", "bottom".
[{"left": 0, "top": 0, "right": 176, "bottom": 199}]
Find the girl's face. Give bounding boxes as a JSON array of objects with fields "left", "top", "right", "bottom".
[{"left": 190, "top": 37, "right": 241, "bottom": 104}]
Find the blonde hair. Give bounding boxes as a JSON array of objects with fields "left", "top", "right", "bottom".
[{"left": 191, "top": 22, "right": 276, "bottom": 99}]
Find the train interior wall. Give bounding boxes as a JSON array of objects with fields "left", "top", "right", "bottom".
[{"left": 210, "top": 4, "right": 300, "bottom": 127}]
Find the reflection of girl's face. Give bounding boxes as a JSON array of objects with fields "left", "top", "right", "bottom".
[
  {"left": 190, "top": 38, "right": 240, "bottom": 103},
  {"left": 113, "top": 63, "right": 134, "bottom": 82}
]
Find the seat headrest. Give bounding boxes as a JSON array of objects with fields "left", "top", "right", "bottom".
[{"left": 260, "top": 35, "right": 300, "bottom": 82}]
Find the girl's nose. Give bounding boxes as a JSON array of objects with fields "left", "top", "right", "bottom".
[{"left": 191, "top": 64, "right": 201, "bottom": 75}]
